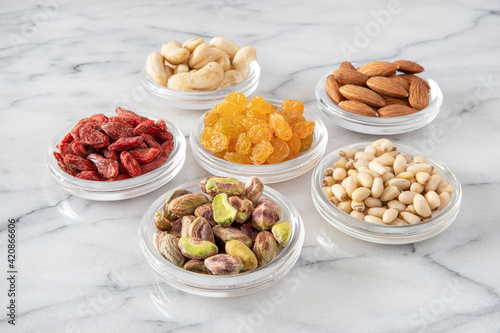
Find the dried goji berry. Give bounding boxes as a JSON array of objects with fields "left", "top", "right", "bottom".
[
  {"left": 140, "top": 153, "right": 168, "bottom": 174},
  {"left": 133, "top": 119, "right": 155, "bottom": 136},
  {"left": 141, "top": 134, "right": 161, "bottom": 150},
  {"left": 79, "top": 122, "right": 110, "bottom": 149},
  {"left": 145, "top": 127, "right": 173, "bottom": 143},
  {"left": 108, "top": 116, "right": 131, "bottom": 125},
  {"left": 53, "top": 152, "right": 78, "bottom": 176},
  {"left": 87, "top": 153, "right": 119, "bottom": 179},
  {"left": 129, "top": 148, "right": 161, "bottom": 164},
  {"left": 60, "top": 132, "right": 74, "bottom": 145},
  {"left": 155, "top": 119, "right": 167, "bottom": 131},
  {"left": 57, "top": 143, "right": 74, "bottom": 157},
  {"left": 102, "top": 147, "right": 119, "bottom": 160},
  {"left": 71, "top": 141, "right": 95, "bottom": 158},
  {"left": 115, "top": 107, "right": 147, "bottom": 126},
  {"left": 76, "top": 171, "right": 101, "bottom": 181},
  {"left": 91, "top": 113, "right": 109, "bottom": 125},
  {"left": 108, "top": 136, "right": 144, "bottom": 151},
  {"left": 101, "top": 122, "right": 134, "bottom": 140},
  {"left": 160, "top": 140, "right": 174, "bottom": 155},
  {"left": 120, "top": 151, "right": 141, "bottom": 177},
  {"left": 107, "top": 173, "right": 131, "bottom": 181},
  {"left": 64, "top": 154, "right": 97, "bottom": 172}
]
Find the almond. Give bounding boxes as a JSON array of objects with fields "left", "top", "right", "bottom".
[
  {"left": 339, "top": 84, "right": 386, "bottom": 108},
  {"left": 339, "top": 61, "right": 356, "bottom": 70},
  {"left": 388, "top": 75, "right": 410, "bottom": 91},
  {"left": 357, "top": 61, "right": 398, "bottom": 77},
  {"left": 408, "top": 80, "right": 429, "bottom": 110},
  {"left": 381, "top": 95, "right": 410, "bottom": 106},
  {"left": 366, "top": 76, "right": 408, "bottom": 98},
  {"left": 378, "top": 104, "right": 417, "bottom": 117},
  {"left": 399, "top": 74, "right": 431, "bottom": 90},
  {"left": 334, "top": 69, "right": 368, "bottom": 86},
  {"left": 325, "top": 75, "right": 345, "bottom": 105},
  {"left": 339, "top": 100, "right": 378, "bottom": 117},
  {"left": 393, "top": 60, "right": 424, "bottom": 74}
]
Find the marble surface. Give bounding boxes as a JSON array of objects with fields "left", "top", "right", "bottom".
[{"left": 1, "top": 0, "right": 500, "bottom": 332}]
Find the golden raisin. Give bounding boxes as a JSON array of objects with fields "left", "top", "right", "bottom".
[
  {"left": 266, "top": 138, "right": 290, "bottom": 164},
  {"left": 284, "top": 134, "right": 301, "bottom": 161},
  {"left": 300, "top": 134, "right": 314, "bottom": 152},
  {"left": 269, "top": 113, "right": 293, "bottom": 141},
  {"left": 204, "top": 109, "right": 220, "bottom": 127},
  {"left": 242, "top": 117, "right": 264, "bottom": 131},
  {"left": 284, "top": 110, "right": 306, "bottom": 127},
  {"left": 215, "top": 117, "right": 246, "bottom": 139},
  {"left": 247, "top": 96, "right": 273, "bottom": 115},
  {"left": 282, "top": 99, "right": 304, "bottom": 115},
  {"left": 224, "top": 91, "right": 247, "bottom": 113},
  {"left": 293, "top": 120, "right": 315, "bottom": 139},
  {"left": 235, "top": 133, "right": 252, "bottom": 155},
  {"left": 201, "top": 127, "right": 230, "bottom": 153},
  {"left": 247, "top": 123, "right": 274, "bottom": 144},
  {"left": 250, "top": 141, "right": 274, "bottom": 165},
  {"left": 224, "top": 152, "right": 252, "bottom": 164}
]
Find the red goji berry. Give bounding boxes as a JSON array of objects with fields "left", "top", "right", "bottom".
[
  {"left": 140, "top": 153, "right": 168, "bottom": 174},
  {"left": 71, "top": 141, "right": 95, "bottom": 158},
  {"left": 53, "top": 152, "right": 78, "bottom": 176},
  {"left": 102, "top": 147, "right": 119, "bottom": 160},
  {"left": 129, "top": 148, "right": 161, "bottom": 164},
  {"left": 60, "top": 132, "right": 74, "bottom": 145},
  {"left": 145, "top": 127, "right": 173, "bottom": 143},
  {"left": 133, "top": 119, "right": 155, "bottom": 136},
  {"left": 156, "top": 119, "right": 167, "bottom": 131},
  {"left": 64, "top": 154, "right": 97, "bottom": 172},
  {"left": 115, "top": 107, "right": 147, "bottom": 126},
  {"left": 90, "top": 113, "right": 109, "bottom": 125},
  {"left": 57, "top": 143, "right": 74, "bottom": 157},
  {"left": 79, "top": 122, "right": 110, "bottom": 149},
  {"left": 101, "top": 121, "right": 134, "bottom": 140},
  {"left": 120, "top": 151, "right": 141, "bottom": 177},
  {"left": 76, "top": 171, "right": 101, "bottom": 181},
  {"left": 107, "top": 173, "right": 131, "bottom": 181},
  {"left": 107, "top": 136, "right": 144, "bottom": 151},
  {"left": 140, "top": 134, "right": 161, "bottom": 150},
  {"left": 160, "top": 140, "right": 174, "bottom": 155},
  {"left": 87, "top": 153, "right": 119, "bottom": 179}
]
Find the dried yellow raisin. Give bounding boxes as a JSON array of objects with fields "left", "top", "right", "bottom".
[
  {"left": 266, "top": 138, "right": 290, "bottom": 164},
  {"left": 293, "top": 120, "right": 315, "bottom": 139},
  {"left": 215, "top": 117, "right": 246, "bottom": 139},
  {"left": 224, "top": 152, "right": 252, "bottom": 164},
  {"left": 300, "top": 134, "right": 313, "bottom": 152},
  {"left": 282, "top": 99, "right": 304, "bottom": 115},
  {"left": 235, "top": 133, "right": 252, "bottom": 155},
  {"left": 247, "top": 96, "right": 273, "bottom": 115},
  {"left": 284, "top": 134, "right": 301, "bottom": 161},
  {"left": 250, "top": 141, "right": 274, "bottom": 165},
  {"left": 224, "top": 91, "right": 247, "bottom": 113},
  {"left": 247, "top": 123, "right": 274, "bottom": 144},
  {"left": 269, "top": 113, "right": 293, "bottom": 141},
  {"left": 201, "top": 127, "right": 230, "bottom": 152}
]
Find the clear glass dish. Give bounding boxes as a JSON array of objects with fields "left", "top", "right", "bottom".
[
  {"left": 189, "top": 99, "right": 328, "bottom": 183},
  {"left": 311, "top": 142, "right": 461, "bottom": 244},
  {"left": 315, "top": 66, "right": 443, "bottom": 135},
  {"left": 45, "top": 112, "right": 186, "bottom": 201},
  {"left": 138, "top": 180, "right": 305, "bottom": 298},
  {"left": 141, "top": 61, "right": 260, "bottom": 110}
]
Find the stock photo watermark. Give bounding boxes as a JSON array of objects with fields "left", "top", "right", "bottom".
[
  {"left": 7, "top": 0, "right": 70, "bottom": 55},
  {"left": 340, "top": 0, "right": 403, "bottom": 61}
]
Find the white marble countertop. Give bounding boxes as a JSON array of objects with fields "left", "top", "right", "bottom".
[{"left": 1, "top": 1, "right": 500, "bottom": 332}]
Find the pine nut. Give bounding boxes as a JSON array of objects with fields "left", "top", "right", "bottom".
[
  {"left": 395, "top": 171, "right": 414, "bottom": 180},
  {"left": 410, "top": 182, "right": 424, "bottom": 193},
  {"left": 329, "top": 196, "right": 340, "bottom": 206},
  {"left": 350, "top": 210, "right": 365, "bottom": 220},
  {"left": 333, "top": 167, "right": 347, "bottom": 181},
  {"left": 345, "top": 176, "right": 358, "bottom": 198},
  {"left": 353, "top": 158, "right": 369, "bottom": 169},
  {"left": 375, "top": 154, "right": 395, "bottom": 166},
  {"left": 381, "top": 172, "right": 395, "bottom": 183},
  {"left": 338, "top": 200, "right": 352, "bottom": 214},
  {"left": 347, "top": 169, "right": 359, "bottom": 178},
  {"left": 352, "top": 187, "right": 372, "bottom": 202},
  {"left": 321, "top": 176, "right": 335, "bottom": 187},
  {"left": 324, "top": 167, "right": 334, "bottom": 176},
  {"left": 357, "top": 172, "right": 373, "bottom": 188},
  {"left": 370, "top": 139, "right": 385, "bottom": 147},
  {"left": 364, "top": 145, "right": 377, "bottom": 155},
  {"left": 380, "top": 139, "right": 393, "bottom": 152},
  {"left": 438, "top": 192, "right": 451, "bottom": 210},
  {"left": 390, "top": 218, "right": 407, "bottom": 226},
  {"left": 393, "top": 155, "right": 407, "bottom": 175},
  {"left": 371, "top": 177, "right": 384, "bottom": 198},
  {"left": 333, "top": 156, "right": 349, "bottom": 169},
  {"left": 339, "top": 148, "right": 357, "bottom": 159},
  {"left": 364, "top": 215, "right": 384, "bottom": 224},
  {"left": 436, "top": 183, "right": 453, "bottom": 195},
  {"left": 399, "top": 191, "right": 418, "bottom": 205},
  {"left": 364, "top": 197, "right": 383, "bottom": 208},
  {"left": 351, "top": 200, "right": 365, "bottom": 212},
  {"left": 366, "top": 207, "right": 387, "bottom": 218},
  {"left": 415, "top": 172, "right": 431, "bottom": 185},
  {"left": 379, "top": 185, "right": 400, "bottom": 202},
  {"left": 387, "top": 200, "right": 406, "bottom": 212},
  {"left": 332, "top": 184, "right": 347, "bottom": 201},
  {"left": 407, "top": 163, "right": 433, "bottom": 175},
  {"left": 388, "top": 178, "right": 411, "bottom": 190},
  {"left": 406, "top": 204, "right": 417, "bottom": 215},
  {"left": 323, "top": 186, "right": 333, "bottom": 197},
  {"left": 424, "top": 174, "right": 441, "bottom": 192},
  {"left": 413, "top": 194, "right": 432, "bottom": 218},
  {"left": 369, "top": 161, "right": 387, "bottom": 175},
  {"left": 403, "top": 154, "right": 414, "bottom": 164},
  {"left": 424, "top": 191, "right": 441, "bottom": 210},
  {"left": 355, "top": 152, "right": 375, "bottom": 161},
  {"left": 383, "top": 208, "right": 399, "bottom": 224},
  {"left": 414, "top": 156, "right": 427, "bottom": 163},
  {"left": 400, "top": 211, "right": 421, "bottom": 224}
]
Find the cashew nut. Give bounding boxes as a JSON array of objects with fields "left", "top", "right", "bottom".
[
  {"left": 174, "top": 63, "right": 190, "bottom": 74},
  {"left": 188, "top": 43, "right": 218, "bottom": 69},
  {"left": 146, "top": 51, "right": 170, "bottom": 87},
  {"left": 167, "top": 62, "right": 224, "bottom": 91},
  {"left": 161, "top": 41, "right": 190, "bottom": 65},
  {"left": 232, "top": 46, "right": 257, "bottom": 79},
  {"left": 218, "top": 70, "right": 244, "bottom": 89},
  {"left": 209, "top": 37, "right": 240, "bottom": 61},
  {"left": 213, "top": 48, "right": 231, "bottom": 72},
  {"left": 182, "top": 37, "right": 204, "bottom": 53}
]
